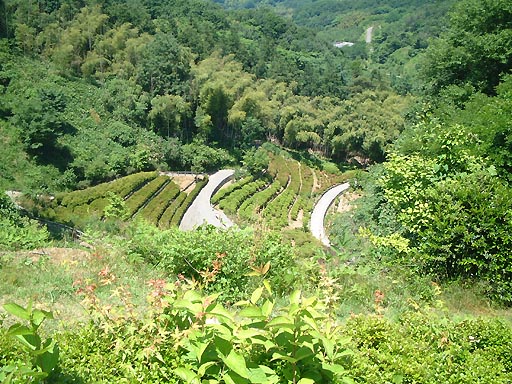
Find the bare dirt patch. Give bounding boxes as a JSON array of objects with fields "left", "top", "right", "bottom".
[
  {"left": 27, "top": 247, "right": 92, "bottom": 266},
  {"left": 162, "top": 173, "right": 197, "bottom": 192},
  {"left": 336, "top": 191, "right": 362, "bottom": 213},
  {"left": 288, "top": 209, "right": 304, "bottom": 229}
]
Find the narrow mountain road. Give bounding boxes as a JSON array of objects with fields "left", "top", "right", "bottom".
[
  {"left": 310, "top": 182, "right": 350, "bottom": 246},
  {"left": 366, "top": 26, "right": 373, "bottom": 43},
  {"left": 179, "top": 169, "right": 235, "bottom": 230}
]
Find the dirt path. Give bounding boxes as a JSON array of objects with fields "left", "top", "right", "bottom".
[
  {"left": 288, "top": 161, "right": 303, "bottom": 228},
  {"left": 366, "top": 26, "right": 373, "bottom": 43},
  {"left": 310, "top": 182, "right": 350, "bottom": 246}
]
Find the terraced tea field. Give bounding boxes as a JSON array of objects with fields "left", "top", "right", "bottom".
[
  {"left": 37, "top": 148, "right": 349, "bottom": 231},
  {"left": 40, "top": 172, "right": 209, "bottom": 229},
  {"left": 213, "top": 152, "right": 348, "bottom": 230}
]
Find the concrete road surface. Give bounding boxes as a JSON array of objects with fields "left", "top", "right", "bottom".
[
  {"left": 310, "top": 182, "right": 350, "bottom": 246},
  {"left": 179, "top": 169, "right": 235, "bottom": 230}
]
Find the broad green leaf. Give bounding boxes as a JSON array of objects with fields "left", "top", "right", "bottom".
[
  {"left": 261, "top": 300, "right": 274, "bottom": 317},
  {"left": 198, "top": 361, "right": 217, "bottom": 376},
  {"left": 174, "top": 367, "right": 199, "bottom": 384},
  {"left": 236, "top": 328, "right": 262, "bottom": 340},
  {"left": 209, "top": 304, "right": 235, "bottom": 323},
  {"left": 297, "top": 379, "right": 315, "bottom": 384},
  {"left": 194, "top": 340, "right": 209, "bottom": 363},
  {"left": 321, "top": 362, "right": 346, "bottom": 375},
  {"left": 289, "top": 290, "right": 301, "bottom": 305},
  {"left": 6, "top": 324, "right": 32, "bottom": 337},
  {"left": 173, "top": 299, "right": 202, "bottom": 314},
  {"left": 208, "top": 323, "right": 233, "bottom": 339},
  {"left": 295, "top": 346, "right": 315, "bottom": 362},
  {"left": 3, "top": 303, "right": 30, "bottom": 321},
  {"left": 32, "top": 309, "right": 52, "bottom": 327},
  {"left": 214, "top": 335, "right": 233, "bottom": 356},
  {"left": 223, "top": 370, "right": 249, "bottom": 384},
  {"left": 183, "top": 290, "right": 203, "bottom": 303},
  {"left": 222, "top": 350, "right": 249, "bottom": 379},
  {"left": 247, "top": 366, "right": 274, "bottom": 384},
  {"left": 250, "top": 287, "right": 264, "bottom": 305},
  {"left": 270, "top": 352, "right": 297, "bottom": 363},
  {"left": 37, "top": 340, "right": 59, "bottom": 374},
  {"left": 249, "top": 336, "right": 276, "bottom": 351},
  {"left": 266, "top": 316, "right": 293, "bottom": 330},
  {"left": 239, "top": 306, "right": 263, "bottom": 319},
  {"left": 263, "top": 280, "right": 272, "bottom": 295},
  {"left": 321, "top": 337, "right": 334, "bottom": 359}
]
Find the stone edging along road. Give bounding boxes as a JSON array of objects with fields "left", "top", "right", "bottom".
[
  {"left": 309, "top": 182, "right": 350, "bottom": 247},
  {"left": 179, "top": 169, "right": 235, "bottom": 230}
]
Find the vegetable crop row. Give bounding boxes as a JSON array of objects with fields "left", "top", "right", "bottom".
[
  {"left": 139, "top": 181, "right": 181, "bottom": 225},
  {"left": 169, "top": 177, "right": 209, "bottom": 227},
  {"left": 59, "top": 172, "right": 157, "bottom": 208},
  {"left": 125, "top": 176, "right": 170, "bottom": 217},
  {"left": 211, "top": 176, "right": 254, "bottom": 205},
  {"left": 218, "top": 179, "right": 268, "bottom": 214},
  {"left": 159, "top": 192, "right": 187, "bottom": 229},
  {"left": 238, "top": 180, "right": 282, "bottom": 221}
]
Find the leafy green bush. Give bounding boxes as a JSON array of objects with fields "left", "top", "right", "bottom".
[
  {"left": 344, "top": 312, "right": 512, "bottom": 384},
  {"left": 211, "top": 176, "right": 254, "bottom": 205},
  {"left": 0, "top": 193, "right": 49, "bottom": 250},
  {"left": 139, "top": 181, "right": 180, "bottom": 225},
  {"left": 125, "top": 175, "right": 170, "bottom": 217},
  {"left": 238, "top": 180, "right": 281, "bottom": 221},
  {"left": 125, "top": 223, "right": 296, "bottom": 302},
  {"left": 61, "top": 272, "right": 352, "bottom": 384},
  {"left": 218, "top": 179, "right": 268, "bottom": 214},
  {"left": 375, "top": 153, "right": 512, "bottom": 303},
  {"left": 59, "top": 171, "right": 158, "bottom": 208},
  {"left": 158, "top": 191, "right": 187, "bottom": 229}
]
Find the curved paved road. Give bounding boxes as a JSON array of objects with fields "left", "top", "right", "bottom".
[
  {"left": 310, "top": 182, "right": 350, "bottom": 246},
  {"left": 179, "top": 169, "right": 235, "bottom": 231}
]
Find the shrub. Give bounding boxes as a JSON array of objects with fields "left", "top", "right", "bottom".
[
  {"left": 125, "top": 223, "right": 296, "bottom": 302},
  {"left": 125, "top": 176, "right": 170, "bottom": 217},
  {"left": 218, "top": 179, "right": 268, "bottom": 214},
  {"left": 158, "top": 191, "right": 187, "bottom": 229},
  {"left": 139, "top": 181, "right": 180, "bottom": 225},
  {"left": 345, "top": 312, "right": 512, "bottom": 384},
  {"left": 211, "top": 176, "right": 254, "bottom": 205}
]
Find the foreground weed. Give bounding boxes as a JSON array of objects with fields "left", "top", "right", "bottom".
[{"left": 1, "top": 301, "right": 59, "bottom": 383}]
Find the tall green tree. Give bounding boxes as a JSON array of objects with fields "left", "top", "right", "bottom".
[
  {"left": 421, "top": 0, "right": 512, "bottom": 96},
  {"left": 136, "top": 32, "right": 193, "bottom": 95}
]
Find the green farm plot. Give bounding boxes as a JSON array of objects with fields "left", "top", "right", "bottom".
[
  {"left": 138, "top": 181, "right": 181, "bottom": 225},
  {"left": 214, "top": 150, "right": 344, "bottom": 230},
  {"left": 169, "top": 177, "right": 209, "bottom": 227},
  {"left": 125, "top": 176, "right": 170, "bottom": 217},
  {"left": 158, "top": 192, "right": 187, "bottom": 229},
  {"left": 57, "top": 172, "right": 158, "bottom": 208},
  {"left": 217, "top": 179, "right": 269, "bottom": 214},
  {"left": 211, "top": 176, "right": 254, "bottom": 205},
  {"left": 38, "top": 171, "right": 211, "bottom": 229},
  {"left": 42, "top": 172, "right": 159, "bottom": 224}
]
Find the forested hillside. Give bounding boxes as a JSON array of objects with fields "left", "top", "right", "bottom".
[
  {"left": 1, "top": 0, "right": 512, "bottom": 383},
  {"left": 0, "top": 0, "right": 429, "bottom": 193}
]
